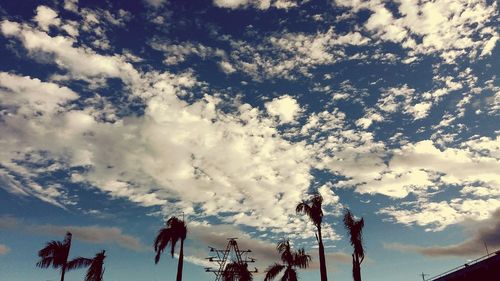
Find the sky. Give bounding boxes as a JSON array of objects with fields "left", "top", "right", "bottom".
[{"left": 0, "top": 0, "right": 499, "bottom": 280}]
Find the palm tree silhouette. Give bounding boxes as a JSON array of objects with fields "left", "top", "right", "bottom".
[
  {"left": 264, "top": 240, "right": 311, "bottom": 281},
  {"left": 36, "top": 232, "right": 73, "bottom": 281},
  {"left": 222, "top": 261, "right": 253, "bottom": 281},
  {"left": 296, "top": 193, "right": 328, "bottom": 281},
  {"left": 67, "top": 250, "right": 106, "bottom": 281},
  {"left": 153, "top": 216, "right": 187, "bottom": 281},
  {"left": 343, "top": 209, "right": 365, "bottom": 281}
]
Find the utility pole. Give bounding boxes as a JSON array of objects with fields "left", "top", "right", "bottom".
[
  {"left": 205, "top": 238, "right": 257, "bottom": 281},
  {"left": 483, "top": 240, "right": 489, "bottom": 256}
]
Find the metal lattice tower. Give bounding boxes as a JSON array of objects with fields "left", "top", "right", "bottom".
[{"left": 205, "top": 238, "right": 258, "bottom": 281}]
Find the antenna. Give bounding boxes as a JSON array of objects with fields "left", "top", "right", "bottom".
[
  {"left": 205, "top": 238, "right": 257, "bottom": 281},
  {"left": 420, "top": 272, "right": 428, "bottom": 281},
  {"left": 483, "top": 240, "right": 489, "bottom": 256}
]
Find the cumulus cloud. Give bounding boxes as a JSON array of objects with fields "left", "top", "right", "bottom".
[
  {"left": 0, "top": 20, "right": 139, "bottom": 84},
  {"left": 144, "top": 0, "right": 168, "bottom": 8},
  {"left": 224, "top": 28, "right": 371, "bottom": 80},
  {"left": 265, "top": 95, "right": 302, "bottom": 123},
  {"left": 0, "top": 16, "right": 317, "bottom": 240},
  {"left": 385, "top": 208, "right": 500, "bottom": 256},
  {"left": 33, "top": 6, "right": 61, "bottom": 31},
  {"left": 1, "top": 2, "right": 498, "bottom": 244},
  {"left": 0, "top": 217, "right": 146, "bottom": 251},
  {"left": 335, "top": 0, "right": 499, "bottom": 63},
  {"left": 213, "top": 0, "right": 301, "bottom": 10}
]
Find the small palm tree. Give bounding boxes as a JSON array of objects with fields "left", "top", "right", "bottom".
[
  {"left": 343, "top": 209, "right": 365, "bottom": 281},
  {"left": 67, "top": 250, "right": 106, "bottom": 281},
  {"left": 154, "top": 216, "right": 187, "bottom": 281},
  {"left": 264, "top": 240, "right": 311, "bottom": 281},
  {"left": 296, "top": 193, "right": 328, "bottom": 281},
  {"left": 223, "top": 261, "right": 253, "bottom": 281},
  {"left": 36, "top": 232, "right": 73, "bottom": 281}
]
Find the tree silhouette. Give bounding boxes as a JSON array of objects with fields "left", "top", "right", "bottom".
[
  {"left": 153, "top": 216, "right": 187, "bottom": 281},
  {"left": 67, "top": 250, "right": 106, "bottom": 281},
  {"left": 296, "top": 193, "right": 328, "bottom": 281},
  {"left": 36, "top": 232, "right": 74, "bottom": 281},
  {"left": 343, "top": 209, "right": 365, "bottom": 281},
  {"left": 264, "top": 240, "right": 311, "bottom": 281},
  {"left": 222, "top": 261, "right": 253, "bottom": 281}
]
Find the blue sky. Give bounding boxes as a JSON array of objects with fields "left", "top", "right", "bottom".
[{"left": 0, "top": 0, "right": 499, "bottom": 280}]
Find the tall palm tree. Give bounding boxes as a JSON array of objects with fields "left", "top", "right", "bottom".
[
  {"left": 36, "top": 232, "right": 73, "bottom": 281},
  {"left": 67, "top": 250, "right": 106, "bottom": 281},
  {"left": 343, "top": 209, "right": 365, "bottom": 281},
  {"left": 153, "top": 216, "right": 187, "bottom": 281},
  {"left": 264, "top": 240, "right": 311, "bottom": 281},
  {"left": 296, "top": 193, "right": 328, "bottom": 281},
  {"left": 222, "top": 261, "right": 253, "bottom": 281}
]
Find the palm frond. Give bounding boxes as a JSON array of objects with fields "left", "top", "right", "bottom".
[
  {"left": 276, "top": 240, "right": 293, "bottom": 264},
  {"left": 292, "top": 248, "right": 311, "bottom": 269},
  {"left": 36, "top": 241, "right": 68, "bottom": 268},
  {"left": 264, "top": 263, "right": 285, "bottom": 281},
  {"left": 67, "top": 257, "right": 92, "bottom": 270},
  {"left": 276, "top": 240, "right": 290, "bottom": 253},
  {"left": 36, "top": 256, "right": 56, "bottom": 269},
  {"left": 296, "top": 194, "right": 323, "bottom": 226},
  {"left": 344, "top": 209, "right": 366, "bottom": 263},
  {"left": 154, "top": 216, "right": 188, "bottom": 264},
  {"left": 170, "top": 234, "right": 178, "bottom": 257},
  {"left": 84, "top": 250, "right": 106, "bottom": 281},
  {"left": 223, "top": 261, "right": 253, "bottom": 281},
  {"left": 154, "top": 228, "right": 171, "bottom": 263},
  {"left": 343, "top": 209, "right": 355, "bottom": 229},
  {"left": 38, "top": 241, "right": 63, "bottom": 258},
  {"left": 282, "top": 267, "right": 298, "bottom": 281}
]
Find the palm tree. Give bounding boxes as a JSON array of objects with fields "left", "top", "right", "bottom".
[
  {"left": 67, "top": 250, "right": 106, "bottom": 281},
  {"left": 343, "top": 209, "right": 365, "bottom": 281},
  {"left": 223, "top": 261, "right": 253, "bottom": 281},
  {"left": 264, "top": 240, "right": 311, "bottom": 281},
  {"left": 153, "top": 216, "right": 187, "bottom": 281},
  {"left": 36, "top": 232, "right": 73, "bottom": 281},
  {"left": 296, "top": 193, "right": 328, "bottom": 281}
]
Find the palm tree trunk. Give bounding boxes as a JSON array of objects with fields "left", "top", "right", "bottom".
[
  {"left": 352, "top": 254, "right": 361, "bottom": 281},
  {"left": 317, "top": 226, "right": 328, "bottom": 281},
  {"left": 60, "top": 264, "right": 66, "bottom": 281},
  {"left": 176, "top": 239, "right": 184, "bottom": 281}
]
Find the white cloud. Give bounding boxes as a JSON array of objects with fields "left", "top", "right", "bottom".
[
  {"left": 0, "top": 59, "right": 314, "bottom": 239},
  {"left": 225, "top": 28, "right": 371, "bottom": 80},
  {"left": 0, "top": 72, "right": 78, "bottom": 115},
  {"left": 1, "top": 20, "right": 140, "bottom": 84},
  {"left": 265, "top": 95, "right": 302, "bottom": 123},
  {"left": 219, "top": 61, "right": 236, "bottom": 74},
  {"left": 213, "top": 0, "right": 300, "bottom": 10},
  {"left": 64, "top": 0, "right": 79, "bottom": 12},
  {"left": 480, "top": 35, "right": 498, "bottom": 57},
  {"left": 144, "top": 0, "right": 168, "bottom": 7},
  {"left": 150, "top": 41, "right": 225, "bottom": 65},
  {"left": 1, "top": 3, "right": 498, "bottom": 243},
  {"left": 335, "top": 0, "right": 499, "bottom": 63},
  {"left": 33, "top": 6, "right": 61, "bottom": 31}
]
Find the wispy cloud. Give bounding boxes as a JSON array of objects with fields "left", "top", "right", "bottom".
[
  {"left": 0, "top": 244, "right": 9, "bottom": 255},
  {"left": 0, "top": 217, "right": 147, "bottom": 251},
  {"left": 384, "top": 208, "right": 500, "bottom": 257}
]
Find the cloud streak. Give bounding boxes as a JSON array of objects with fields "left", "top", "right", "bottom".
[
  {"left": 385, "top": 208, "right": 500, "bottom": 257},
  {"left": 0, "top": 244, "right": 9, "bottom": 255},
  {"left": 0, "top": 217, "right": 147, "bottom": 251}
]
